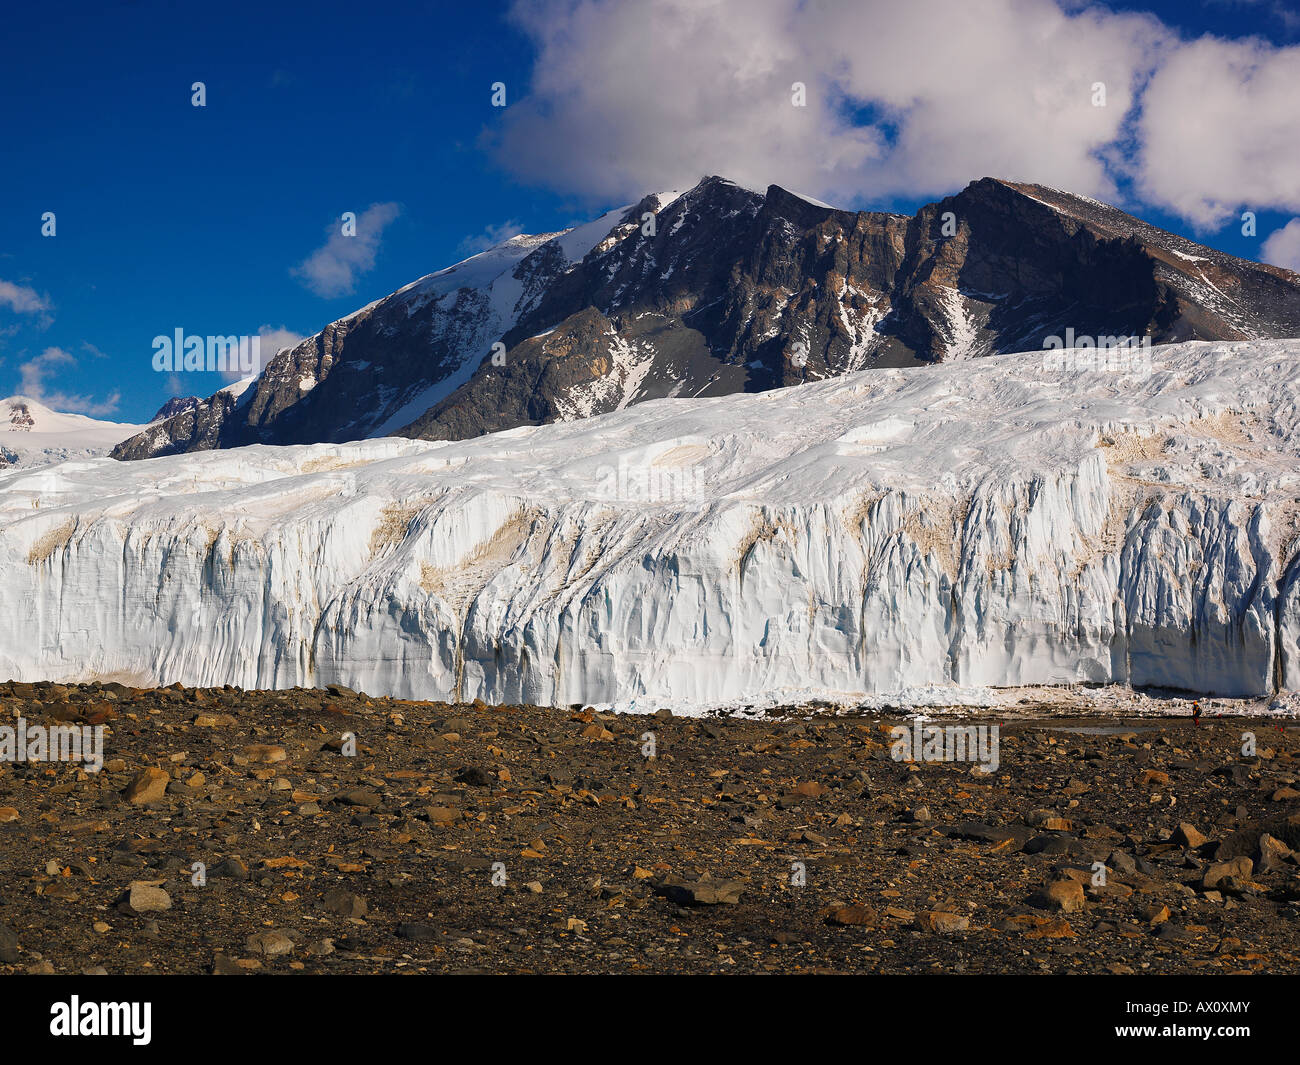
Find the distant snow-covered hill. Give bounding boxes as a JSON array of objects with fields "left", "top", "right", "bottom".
[
  {"left": 0, "top": 397, "right": 147, "bottom": 470},
  {"left": 8, "top": 339, "right": 1300, "bottom": 706}
]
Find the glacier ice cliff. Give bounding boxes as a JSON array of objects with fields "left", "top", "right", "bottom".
[{"left": 4, "top": 339, "right": 1300, "bottom": 707}]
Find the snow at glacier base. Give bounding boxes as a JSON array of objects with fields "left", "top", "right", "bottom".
[{"left": 4, "top": 338, "right": 1300, "bottom": 709}]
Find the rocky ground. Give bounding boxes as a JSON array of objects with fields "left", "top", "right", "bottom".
[{"left": 1, "top": 680, "right": 1298, "bottom": 975}]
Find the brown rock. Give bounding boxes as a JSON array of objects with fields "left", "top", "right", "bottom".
[
  {"left": 244, "top": 930, "right": 294, "bottom": 956},
  {"left": 826, "top": 904, "right": 879, "bottom": 927},
  {"left": 1142, "top": 903, "right": 1171, "bottom": 926},
  {"left": 1024, "top": 917, "right": 1076, "bottom": 939},
  {"left": 1255, "top": 833, "right": 1292, "bottom": 873},
  {"left": 580, "top": 724, "right": 613, "bottom": 741},
  {"left": 657, "top": 875, "right": 743, "bottom": 906},
  {"left": 243, "top": 744, "right": 287, "bottom": 764},
  {"left": 122, "top": 767, "right": 169, "bottom": 804},
  {"left": 322, "top": 889, "right": 368, "bottom": 918},
  {"left": 1029, "top": 880, "right": 1085, "bottom": 913},
  {"left": 916, "top": 911, "right": 969, "bottom": 933},
  {"left": 1203, "top": 856, "right": 1252, "bottom": 890},
  {"left": 123, "top": 881, "right": 172, "bottom": 913}
]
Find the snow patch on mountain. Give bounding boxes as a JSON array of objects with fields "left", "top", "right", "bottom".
[
  {"left": 366, "top": 211, "right": 651, "bottom": 438},
  {"left": 836, "top": 283, "right": 886, "bottom": 370},
  {"left": 552, "top": 330, "right": 658, "bottom": 421},
  {"left": 935, "top": 289, "right": 984, "bottom": 360}
]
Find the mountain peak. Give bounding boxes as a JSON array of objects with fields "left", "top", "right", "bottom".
[
  {"left": 112, "top": 175, "right": 1300, "bottom": 462},
  {"left": 151, "top": 396, "right": 202, "bottom": 423}
]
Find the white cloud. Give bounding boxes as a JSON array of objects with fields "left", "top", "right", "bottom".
[
  {"left": 1136, "top": 36, "right": 1300, "bottom": 228},
  {"left": 1262, "top": 218, "right": 1300, "bottom": 272},
  {"left": 492, "top": 0, "right": 1297, "bottom": 228},
  {"left": 18, "top": 346, "right": 121, "bottom": 416},
  {"left": 494, "top": 0, "right": 1167, "bottom": 206},
  {"left": 458, "top": 220, "right": 526, "bottom": 256},
  {"left": 291, "top": 203, "right": 401, "bottom": 298},
  {"left": 257, "top": 324, "right": 305, "bottom": 358},
  {"left": 247, "top": 324, "right": 306, "bottom": 382},
  {"left": 19, "top": 346, "right": 74, "bottom": 396},
  {"left": 0, "top": 279, "right": 50, "bottom": 316}
]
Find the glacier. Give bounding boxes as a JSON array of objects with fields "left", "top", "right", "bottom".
[{"left": 4, "top": 339, "right": 1300, "bottom": 707}]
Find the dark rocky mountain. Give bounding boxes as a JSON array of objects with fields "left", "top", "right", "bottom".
[
  {"left": 150, "top": 395, "right": 201, "bottom": 422},
  {"left": 113, "top": 176, "right": 1300, "bottom": 460}
]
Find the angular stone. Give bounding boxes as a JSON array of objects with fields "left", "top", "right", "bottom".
[
  {"left": 1255, "top": 833, "right": 1291, "bottom": 873},
  {"left": 580, "top": 723, "right": 614, "bottom": 742},
  {"left": 657, "top": 875, "right": 743, "bottom": 906},
  {"left": 1028, "top": 880, "right": 1085, "bottom": 913},
  {"left": 916, "top": 910, "right": 969, "bottom": 933},
  {"left": 323, "top": 888, "right": 368, "bottom": 918},
  {"left": 124, "top": 881, "right": 172, "bottom": 913},
  {"left": 1203, "top": 856, "right": 1252, "bottom": 889},
  {"left": 826, "top": 904, "right": 879, "bottom": 927},
  {"left": 242, "top": 744, "right": 287, "bottom": 764},
  {"left": 122, "top": 767, "right": 169, "bottom": 804},
  {"left": 244, "top": 930, "right": 294, "bottom": 956}
]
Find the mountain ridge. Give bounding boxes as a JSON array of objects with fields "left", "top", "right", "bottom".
[{"left": 112, "top": 175, "right": 1300, "bottom": 460}]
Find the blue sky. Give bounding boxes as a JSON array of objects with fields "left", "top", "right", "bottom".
[{"left": 2, "top": 0, "right": 1298, "bottom": 422}]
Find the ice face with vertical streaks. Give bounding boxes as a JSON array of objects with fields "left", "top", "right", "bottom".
[{"left": 5, "top": 340, "right": 1300, "bottom": 708}]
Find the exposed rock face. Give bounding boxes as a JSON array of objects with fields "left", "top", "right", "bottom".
[
  {"left": 112, "top": 177, "right": 1300, "bottom": 460},
  {"left": 4, "top": 400, "right": 36, "bottom": 432},
  {"left": 149, "top": 396, "right": 202, "bottom": 422}
]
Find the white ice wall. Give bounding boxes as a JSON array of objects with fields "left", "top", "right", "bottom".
[{"left": 3, "top": 340, "right": 1300, "bottom": 707}]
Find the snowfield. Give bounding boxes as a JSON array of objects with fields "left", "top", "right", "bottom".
[
  {"left": 4, "top": 339, "right": 1300, "bottom": 708},
  {"left": 1, "top": 396, "right": 147, "bottom": 470}
]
